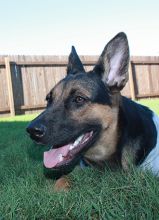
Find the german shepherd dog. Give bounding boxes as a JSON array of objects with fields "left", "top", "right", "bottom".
[{"left": 27, "top": 32, "right": 159, "bottom": 181}]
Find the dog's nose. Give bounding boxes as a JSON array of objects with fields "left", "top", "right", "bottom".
[{"left": 26, "top": 124, "right": 46, "bottom": 138}]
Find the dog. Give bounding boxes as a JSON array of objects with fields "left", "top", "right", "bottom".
[{"left": 26, "top": 32, "right": 159, "bottom": 183}]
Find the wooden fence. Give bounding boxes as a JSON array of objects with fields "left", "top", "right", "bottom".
[{"left": 0, "top": 55, "right": 159, "bottom": 117}]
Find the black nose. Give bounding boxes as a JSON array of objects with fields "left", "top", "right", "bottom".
[{"left": 26, "top": 123, "right": 46, "bottom": 138}]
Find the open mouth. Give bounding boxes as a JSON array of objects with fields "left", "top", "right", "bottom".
[{"left": 44, "top": 131, "right": 95, "bottom": 169}]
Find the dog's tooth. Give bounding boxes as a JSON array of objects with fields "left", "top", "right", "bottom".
[
  {"left": 59, "top": 154, "right": 63, "bottom": 162},
  {"left": 90, "top": 131, "right": 93, "bottom": 136},
  {"left": 83, "top": 137, "right": 89, "bottom": 143},
  {"left": 69, "top": 134, "right": 85, "bottom": 151},
  {"left": 73, "top": 140, "right": 79, "bottom": 147},
  {"left": 78, "top": 134, "right": 84, "bottom": 142},
  {"left": 74, "top": 134, "right": 84, "bottom": 147},
  {"left": 69, "top": 144, "right": 75, "bottom": 150}
]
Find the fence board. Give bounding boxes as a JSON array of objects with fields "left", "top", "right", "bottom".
[
  {"left": 0, "top": 55, "right": 159, "bottom": 116},
  {"left": 0, "top": 65, "right": 9, "bottom": 109},
  {"left": 5, "top": 57, "right": 15, "bottom": 116}
]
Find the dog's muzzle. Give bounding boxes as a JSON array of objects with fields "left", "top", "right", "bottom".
[{"left": 26, "top": 122, "right": 46, "bottom": 139}]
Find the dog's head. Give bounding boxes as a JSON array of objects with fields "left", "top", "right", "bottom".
[{"left": 26, "top": 32, "right": 129, "bottom": 177}]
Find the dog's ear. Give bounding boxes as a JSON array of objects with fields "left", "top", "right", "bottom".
[
  {"left": 67, "top": 46, "right": 85, "bottom": 75},
  {"left": 94, "top": 32, "right": 129, "bottom": 92}
]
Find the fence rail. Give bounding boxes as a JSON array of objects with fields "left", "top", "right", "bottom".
[{"left": 0, "top": 55, "right": 159, "bottom": 117}]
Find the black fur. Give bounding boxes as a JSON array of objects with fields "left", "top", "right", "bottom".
[
  {"left": 118, "top": 97, "right": 157, "bottom": 165},
  {"left": 65, "top": 73, "right": 111, "bottom": 106},
  {"left": 26, "top": 32, "right": 158, "bottom": 179}
]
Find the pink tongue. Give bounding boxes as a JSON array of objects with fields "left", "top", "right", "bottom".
[{"left": 44, "top": 144, "right": 71, "bottom": 168}]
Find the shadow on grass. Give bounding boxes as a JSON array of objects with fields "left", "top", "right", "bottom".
[
  {"left": 27, "top": 142, "right": 49, "bottom": 161},
  {"left": 0, "top": 120, "right": 48, "bottom": 162}
]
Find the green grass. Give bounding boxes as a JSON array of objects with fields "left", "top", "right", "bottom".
[
  {"left": 0, "top": 99, "right": 159, "bottom": 219},
  {"left": 138, "top": 98, "right": 159, "bottom": 115}
]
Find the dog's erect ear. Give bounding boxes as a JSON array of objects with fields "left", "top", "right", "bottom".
[
  {"left": 67, "top": 46, "right": 85, "bottom": 75},
  {"left": 94, "top": 32, "right": 129, "bottom": 92}
]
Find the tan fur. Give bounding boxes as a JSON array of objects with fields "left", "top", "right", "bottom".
[
  {"left": 52, "top": 82, "right": 64, "bottom": 101},
  {"left": 53, "top": 80, "right": 120, "bottom": 165},
  {"left": 121, "top": 141, "right": 140, "bottom": 171},
  {"left": 84, "top": 105, "right": 119, "bottom": 162},
  {"left": 53, "top": 80, "right": 92, "bottom": 104},
  {"left": 54, "top": 176, "right": 71, "bottom": 192},
  {"left": 70, "top": 102, "right": 119, "bottom": 163}
]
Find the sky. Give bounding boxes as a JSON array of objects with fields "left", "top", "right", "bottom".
[{"left": 0, "top": 0, "right": 159, "bottom": 56}]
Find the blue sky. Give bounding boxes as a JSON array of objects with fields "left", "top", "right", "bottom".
[{"left": 0, "top": 0, "right": 159, "bottom": 55}]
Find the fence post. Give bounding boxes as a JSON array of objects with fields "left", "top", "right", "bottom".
[
  {"left": 129, "top": 61, "right": 136, "bottom": 100},
  {"left": 5, "top": 57, "right": 15, "bottom": 116}
]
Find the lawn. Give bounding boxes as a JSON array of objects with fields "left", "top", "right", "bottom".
[{"left": 0, "top": 99, "right": 159, "bottom": 219}]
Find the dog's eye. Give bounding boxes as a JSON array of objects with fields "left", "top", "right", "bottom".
[{"left": 74, "top": 96, "right": 86, "bottom": 104}]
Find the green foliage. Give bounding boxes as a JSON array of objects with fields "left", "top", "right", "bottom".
[
  {"left": 0, "top": 99, "right": 159, "bottom": 219},
  {"left": 138, "top": 98, "right": 159, "bottom": 115}
]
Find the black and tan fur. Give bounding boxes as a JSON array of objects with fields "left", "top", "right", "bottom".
[{"left": 27, "top": 32, "right": 158, "bottom": 180}]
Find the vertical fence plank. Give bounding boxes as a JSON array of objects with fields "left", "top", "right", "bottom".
[
  {"left": 128, "top": 61, "right": 136, "bottom": 100},
  {"left": 5, "top": 57, "right": 15, "bottom": 116},
  {"left": 0, "top": 56, "right": 159, "bottom": 116}
]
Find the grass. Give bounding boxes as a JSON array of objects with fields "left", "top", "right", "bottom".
[
  {"left": 0, "top": 99, "right": 159, "bottom": 219},
  {"left": 138, "top": 98, "right": 159, "bottom": 115}
]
